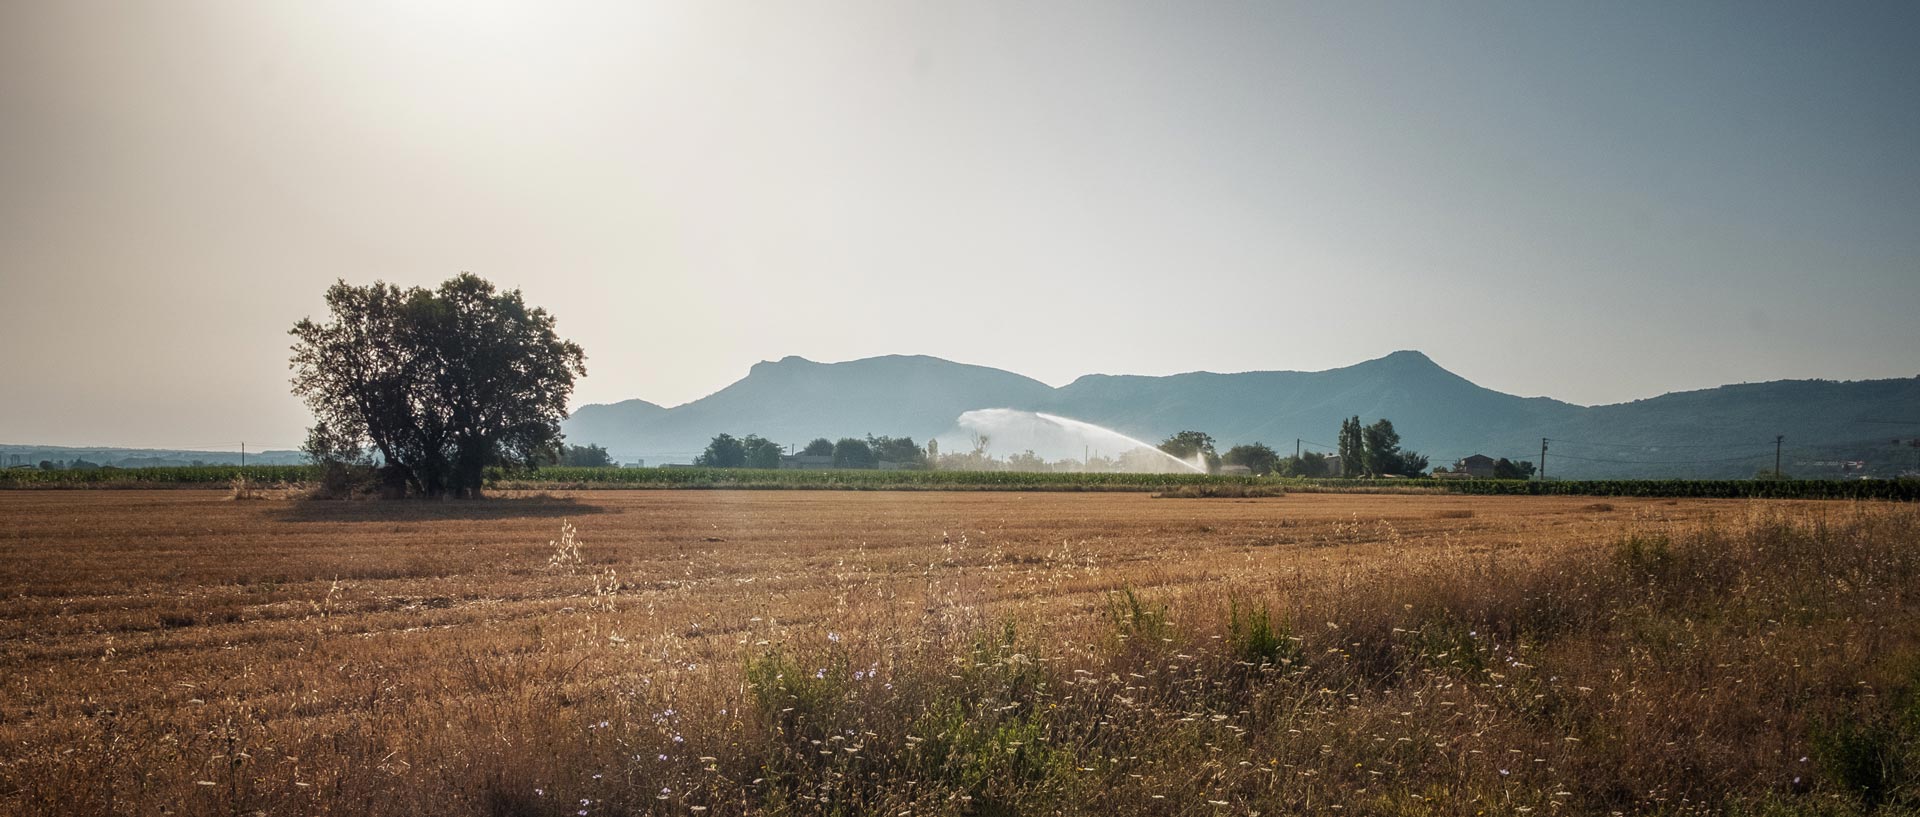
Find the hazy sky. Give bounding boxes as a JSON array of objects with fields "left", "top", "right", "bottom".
[{"left": 3, "top": 1, "right": 1917, "bottom": 449}]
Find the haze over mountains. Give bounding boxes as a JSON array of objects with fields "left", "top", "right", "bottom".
[{"left": 565, "top": 351, "right": 1920, "bottom": 478}]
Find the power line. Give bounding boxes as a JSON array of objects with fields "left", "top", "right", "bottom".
[
  {"left": 1545, "top": 436, "right": 1754, "bottom": 451},
  {"left": 1549, "top": 450, "right": 1774, "bottom": 465},
  {"left": 1787, "top": 436, "right": 1920, "bottom": 451}
]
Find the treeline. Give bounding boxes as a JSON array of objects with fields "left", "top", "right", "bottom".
[
  {"left": 542, "top": 443, "right": 615, "bottom": 468},
  {"left": 4, "top": 465, "right": 1916, "bottom": 499},
  {"left": 491, "top": 470, "right": 1920, "bottom": 499},
  {"left": 0, "top": 465, "right": 319, "bottom": 486},
  {"left": 1163, "top": 417, "right": 1428, "bottom": 477},
  {"left": 695, "top": 434, "right": 931, "bottom": 469}
]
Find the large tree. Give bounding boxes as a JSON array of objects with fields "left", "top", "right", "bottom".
[
  {"left": 867, "top": 435, "right": 926, "bottom": 468},
  {"left": 1222, "top": 442, "right": 1281, "bottom": 476},
  {"left": 1278, "top": 450, "right": 1331, "bottom": 478},
  {"left": 1337, "top": 417, "right": 1363, "bottom": 476},
  {"left": 1159, "top": 430, "right": 1219, "bottom": 471},
  {"left": 290, "top": 275, "right": 586, "bottom": 498},
  {"left": 696, "top": 433, "right": 748, "bottom": 468},
  {"left": 1360, "top": 419, "right": 1400, "bottom": 477},
  {"left": 832, "top": 437, "right": 876, "bottom": 469},
  {"left": 547, "top": 443, "right": 614, "bottom": 468},
  {"left": 1359, "top": 418, "right": 1429, "bottom": 477},
  {"left": 742, "top": 434, "right": 784, "bottom": 469},
  {"left": 1493, "top": 458, "right": 1536, "bottom": 480}
]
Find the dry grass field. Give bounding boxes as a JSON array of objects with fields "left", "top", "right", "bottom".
[{"left": 2, "top": 490, "right": 1917, "bottom": 816}]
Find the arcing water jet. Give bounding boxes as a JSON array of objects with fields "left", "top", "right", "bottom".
[{"left": 946, "top": 409, "right": 1205, "bottom": 473}]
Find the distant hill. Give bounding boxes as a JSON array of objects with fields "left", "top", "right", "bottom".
[
  {"left": 1046, "top": 351, "right": 1580, "bottom": 460},
  {"left": 562, "top": 398, "right": 668, "bottom": 457},
  {"left": 567, "top": 355, "right": 1055, "bottom": 461},
  {"left": 563, "top": 352, "right": 1920, "bottom": 478}
]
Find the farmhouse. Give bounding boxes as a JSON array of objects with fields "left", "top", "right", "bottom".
[{"left": 1455, "top": 454, "right": 1497, "bottom": 478}]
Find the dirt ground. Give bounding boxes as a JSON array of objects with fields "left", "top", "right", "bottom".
[
  {"left": 0, "top": 490, "right": 1789, "bottom": 663},
  {"left": 1, "top": 488, "right": 1741, "bottom": 614},
  {"left": 0, "top": 489, "right": 1852, "bottom": 812},
  {"left": 0, "top": 489, "right": 1776, "bottom": 702}
]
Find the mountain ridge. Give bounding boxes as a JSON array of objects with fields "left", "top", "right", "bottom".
[{"left": 563, "top": 352, "right": 1920, "bottom": 477}]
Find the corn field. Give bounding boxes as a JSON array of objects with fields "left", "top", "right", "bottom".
[{"left": 2, "top": 465, "right": 1915, "bottom": 499}]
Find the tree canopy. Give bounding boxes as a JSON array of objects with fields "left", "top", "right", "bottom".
[
  {"left": 1157, "top": 430, "right": 1215, "bottom": 460},
  {"left": 1222, "top": 443, "right": 1281, "bottom": 476},
  {"left": 1357, "top": 419, "right": 1428, "bottom": 477},
  {"left": 1276, "top": 451, "right": 1331, "bottom": 478},
  {"left": 832, "top": 437, "right": 876, "bottom": 469},
  {"left": 1493, "top": 458, "right": 1536, "bottom": 480},
  {"left": 549, "top": 443, "right": 614, "bottom": 468},
  {"left": 290, "top": 274, "right": 585, "bottom": 498},
  {"left": 1338, "top": 417, "right": 1364, "bottom": 475},
  {"left": 695, "top": 433, "right": 748, "bottom": 468},
  {"left": 866, "top": 435, "right": 926, "bottom": 468},
  {"left": 802, "top": 438, "right": 835, "bottom": 457},
  {"left": 742, "top": 435, "right": 784, "bottom": 469}
]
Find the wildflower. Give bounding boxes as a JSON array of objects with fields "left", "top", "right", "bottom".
[
  {"left": 535, "top": 789, "right": 545, "bottom": 796},
  {"left": 674, "top": 734, "right": 685, "bottom": 743},
  {"left": 828, "top": 632, "right": 841, "bottom": 643},
  {"left": 1499, "top": 769, "right": 1509, "bottom": 776},
  {"left": 659, "top": 754, "right": 669, "bottom": 761},
  {"left": 815, "top": 668, "right": 826, "bottom": 679}
]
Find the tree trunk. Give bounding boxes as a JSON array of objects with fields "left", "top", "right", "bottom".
[
  {"left": 376, "top": 464, "right": 412, "bottom": 500},
  {"left": 452, "top": 441, "right": 487, "bottom": 499}
]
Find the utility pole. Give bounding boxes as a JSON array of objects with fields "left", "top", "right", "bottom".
[
  {"left": 1296, "top": 438, "right": 1301, "bottom": 459},
  {"left": 1775, "top": 435, "right": 1784, "bottom": 479},
  {"left": 240, "top": 441, "right": 246, "bottom": 469},
  {"left": 1539, "top": 438, "right": 1548, "bottom": 481}
]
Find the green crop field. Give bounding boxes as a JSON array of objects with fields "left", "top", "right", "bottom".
[
  {"left": 5, "top": 464, "right": 1915, "bottom": 500},
  {"left": 494, "top": 466, "right": 1259, "bottom": 491},
  {"left": 0, "top": 465, "right": 318, "bottom": 487}
]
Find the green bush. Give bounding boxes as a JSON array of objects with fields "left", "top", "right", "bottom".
[{"left": 1226, "top": 599, "right": 1296, "bottom": 667}]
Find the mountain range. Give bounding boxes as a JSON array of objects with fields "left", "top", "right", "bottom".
[{"left": 564, "top": 351, "right": 1920, "bottom": 478}]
